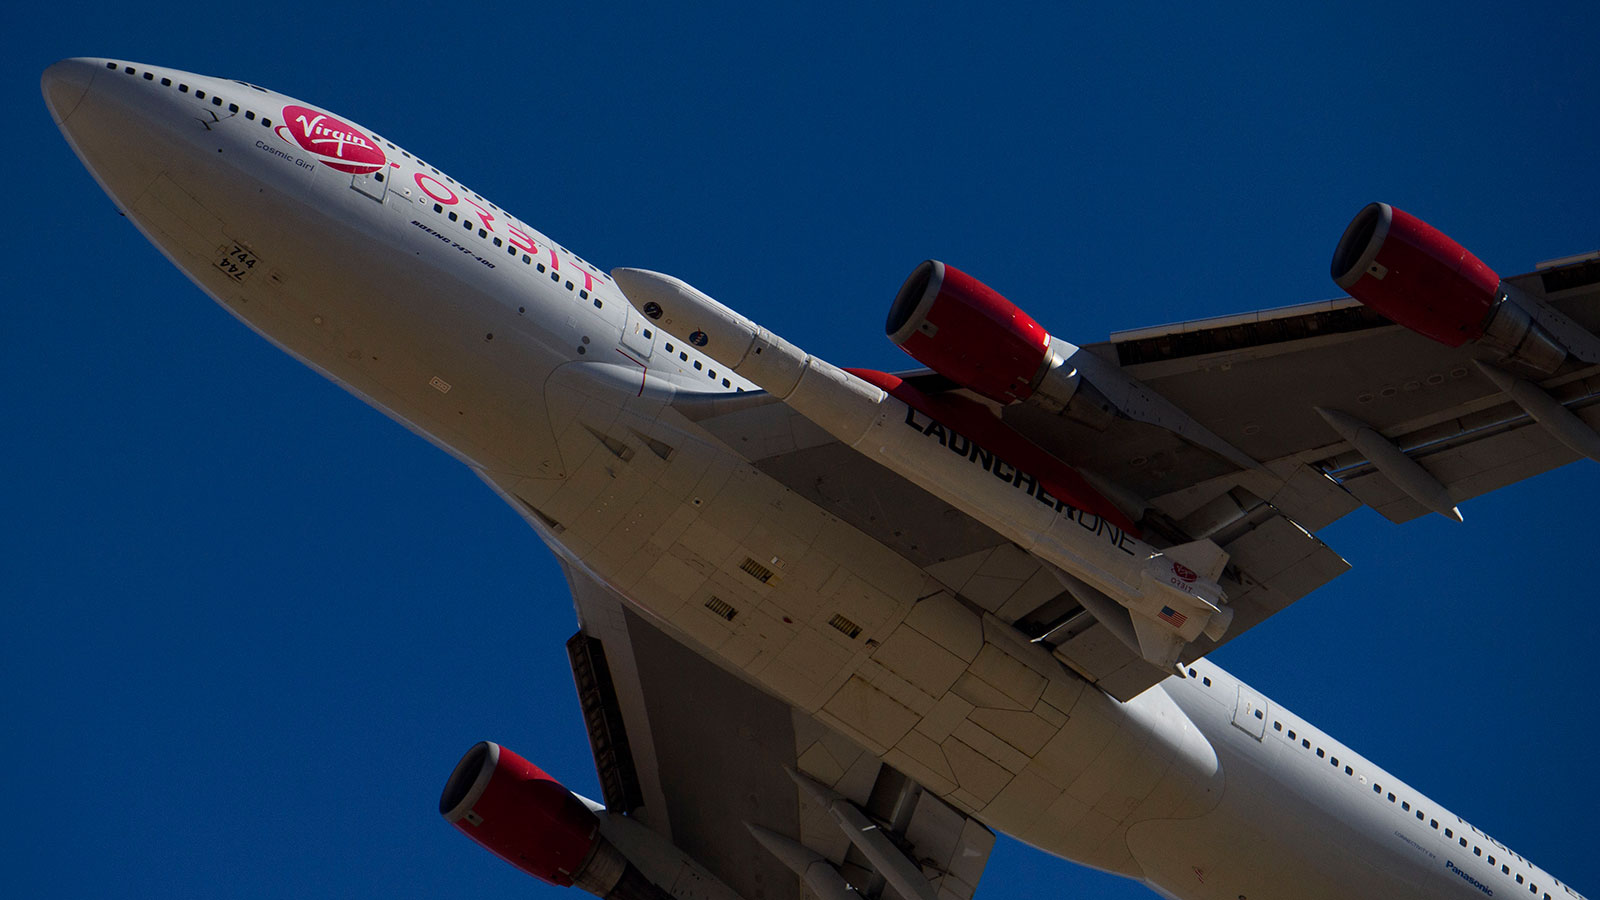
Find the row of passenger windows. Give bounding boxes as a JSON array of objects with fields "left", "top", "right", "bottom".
[
  {"left": 662, "top": 341, "right": 734, "bottom": 388},
  {"left": 108, "top": 62, "right": 277, "bottom": 129},
  {"left": 1185, "top": 665, "right": 1555, "bottom": 898},
  {"left": 107, "top": 58, "right": 638, "bottom": 294},
  {"left": 427, "top": 202, "right": 597, "bottom": 298},
  {"left": 1280, "top": 730, "right": 1550, "bottom": 896},
  {"left": 406, "top": 163, "right": 606, "bottom": 285},
  {"left": 102, "top": 56, "right": 591, "bottom": 294},
  {"left": 421, "top": 193, "right": 737, "bottom": 391},
  {"left": 106, "top": 62, "right": 740, "bottom": 394},
  {"left": 1278, "top": 710, "right": 1546, "bottom": 895}
]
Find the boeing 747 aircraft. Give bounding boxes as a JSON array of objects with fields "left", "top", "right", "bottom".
[{"left": 44, "top": 58, "right": 1598, "bottom": 900}]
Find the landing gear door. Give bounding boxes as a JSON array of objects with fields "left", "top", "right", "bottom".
[
  {"left": 1233, "top": 684, "right": 1268, "bottom": 740},
  {"left": 621, "top": 304, "right": 654, "bottom": 360}
]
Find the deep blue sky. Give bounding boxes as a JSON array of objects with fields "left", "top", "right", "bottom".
[{"left": 8, "top": 3, "right": 1598, "bottom": 898}]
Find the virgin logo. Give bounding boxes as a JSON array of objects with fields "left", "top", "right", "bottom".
[
  {"left": 1172, "top": 562, "right": 1198, "bottom": 583},
  {"left": 276, "top": 105, "right": 386, "bottom": 175}
]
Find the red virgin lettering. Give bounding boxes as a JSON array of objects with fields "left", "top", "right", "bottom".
[{"left": 415, "top": 173, "right": 457, "bottom": 205}]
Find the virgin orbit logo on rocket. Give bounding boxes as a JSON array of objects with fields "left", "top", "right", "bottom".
[{"left": 276, "top": 105, "right": 386, "bottom": 175}]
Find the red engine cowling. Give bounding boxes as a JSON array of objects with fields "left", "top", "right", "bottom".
[
  {"left": 886, "top": 260, "right": 1051, "bottom": 404},
  {"left": 1330, "top": 202, "right": 1502, "bottom": 347},
  {"left": 439, "top": 742, "right": 600, "bottom": 887}
]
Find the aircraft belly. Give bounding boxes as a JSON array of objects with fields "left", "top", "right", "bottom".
[{"left": 502, "top": 378, "right": 1228, "bottom": 877}]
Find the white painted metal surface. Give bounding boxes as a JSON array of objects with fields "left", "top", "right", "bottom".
[{"left": 45, "top": 57, "right": 1590, "bottom": 900}]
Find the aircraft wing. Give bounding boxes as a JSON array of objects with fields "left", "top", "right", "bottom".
[
  {"left": 675, "top": 258, "right": 1600, "bottom": 700},
  {"left": 561, "top": 561, "right": 997, "bottom": 900},
  {"left": 1022, "top": 262, "right": 1600, "bottom": 530}
]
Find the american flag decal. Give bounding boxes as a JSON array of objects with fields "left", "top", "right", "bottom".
[{"left": 1159, "top": 606, "right": 1188, "bottom": 628}]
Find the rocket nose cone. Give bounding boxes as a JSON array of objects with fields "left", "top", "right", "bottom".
[{"left": 42, "top": 58, "right": 99, "bottom": 125}]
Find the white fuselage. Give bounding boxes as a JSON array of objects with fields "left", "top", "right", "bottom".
[{"left": 44, "top": 58, "right": 1584, "bottom": 900}]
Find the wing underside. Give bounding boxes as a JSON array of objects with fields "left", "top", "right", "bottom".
[
  {"left": 563, "top": 562, "right": 996, "bottom": 900},
  {"left": 676, "top": 259, "right": 1600, "bottom": 699}
]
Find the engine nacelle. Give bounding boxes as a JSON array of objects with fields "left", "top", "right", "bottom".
[
  {"left": 441, "top": 742, "right": 670, "bottom": 899},
  {"left": 882, "top": 259, "right": 1266, "bottom": 475},
  {"left": 1331, "top": 202, "right": 1567, "bottom": 372},
  {"left": 887, "top": 260, "right": 1053, "bottom": 404},
  {"left": 440, "top": 742, "right": 602, "bottom": 886},
  {"left": 887, "top": 260, "right": 1120, "bottom": 435},
  {"left": 1331, "top": 201, "right": 1498, "bottom": 346}
]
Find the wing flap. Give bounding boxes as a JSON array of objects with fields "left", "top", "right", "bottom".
[{"left": 1216, "top": 515, "right": 1349, "bottom": 625}]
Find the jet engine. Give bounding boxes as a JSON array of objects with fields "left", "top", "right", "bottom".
[
  {"left": 885, "top": 259, "right": 1052, "bottom": 403},
  {"left": 1331, "top": 202, "right": 1569, "bottom": 373},
  {"left": 885, "top": 260, "right": 1114, "bottom": 427},
  {"left": 440, "top": 741, "right": 670, "bottom": 900}
]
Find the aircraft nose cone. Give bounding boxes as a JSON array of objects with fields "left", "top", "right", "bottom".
[{"left": 42, "top": 58, "right": 99, "bottom": 125}]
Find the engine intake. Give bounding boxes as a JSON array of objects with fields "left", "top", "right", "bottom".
[
  {"left": 441, "top": 742, "right": 602, "bottom": 886},
  {"left": 441, "top": 742, "right": 670, "bottom": 899},
  {"left": 887, "top": 260, "right": 1052, "bottom": 404},
  {"left": 1331, "top": 202, "right": 1499, "bottom": 346},
  {"left": 1332, "top": 202, "right": 1567, "bottom": 372}
]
